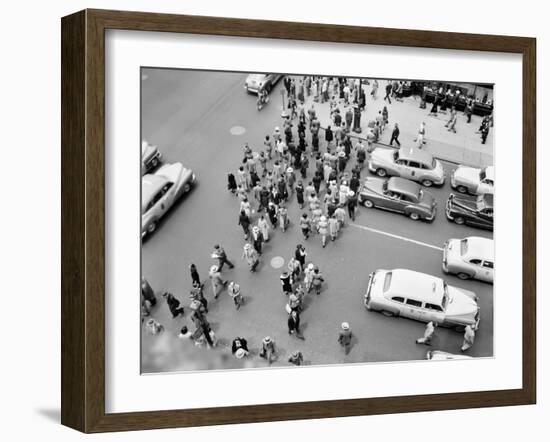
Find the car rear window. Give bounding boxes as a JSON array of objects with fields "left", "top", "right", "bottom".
[
  {"left": 460, "top": 239, "right": 468, "bottom": 255},
  {"left": 383, "top": 272, "right": 392, "bottom": 292}
]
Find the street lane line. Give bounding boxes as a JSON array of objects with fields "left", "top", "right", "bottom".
[{"left": 349, "top": 223, "right": 444, "bottom": 251}]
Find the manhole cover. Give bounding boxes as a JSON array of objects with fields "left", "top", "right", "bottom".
[
  {"left": 270, "top": 256, "right": 285, "bottom": 269},
  {"left": 230, "top": 126, "right": 246, "bottom": 136}
]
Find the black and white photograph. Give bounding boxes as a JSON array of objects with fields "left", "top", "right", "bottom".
[{"left": 140, "top": 69, "right": 494, "bottom": 373}]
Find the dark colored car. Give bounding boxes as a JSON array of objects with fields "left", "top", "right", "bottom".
[
  {"left": 445, "top": 193, "right": 493, "bottom": 231},
  {"left": 358, "top": 176, "right": 436, "bottom": 221}
]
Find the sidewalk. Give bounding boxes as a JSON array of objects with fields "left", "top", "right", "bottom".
[{"left": 293, "top": 82, "right": 494, "bottom": 168}]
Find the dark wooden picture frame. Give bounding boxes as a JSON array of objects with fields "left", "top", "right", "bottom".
[{"left": 61, "top": 9, "right": 536, "bottom": 433}]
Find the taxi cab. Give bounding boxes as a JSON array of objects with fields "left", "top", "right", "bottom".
[
  {"left": 368, "top": 146, "right": 445, "bottom": 187},
  {"left": 443, "top": 236, "right": 494, "bottom": 283},
  {"left": 364, "top": 268, "right": 480, "bottom": 331}
]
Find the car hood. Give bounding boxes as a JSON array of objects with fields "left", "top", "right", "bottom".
[
  {"left": 448, "top": 194, "right": 476, "bottom": 211},
  {"left": 445, "top": 285, "right": 479, "bottom": 322},
  {"left": 371, "top": 148, "right": 395, "bottom": 164},
  {"left": 453, "top": 166, "right": 480, "bottom": 185},
  {"left": 419, "top": 190, "right": 435, "bottom": 209}
]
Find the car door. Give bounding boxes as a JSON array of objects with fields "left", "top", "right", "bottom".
[
  {"left": 468, "top": 258, "right": 483, "bottom": 279},
  {"left": 402, "top": 298, "right": 429, "bottom": 322},
  {"left": 158, "top": 182, "right": 175, "bottom": 214},
  {"left": 480, "top": 260, "right": 494, "bottom": 283},
  {"left": 395, "top": 159, "right": 413, "bottom": 180},
  {"left": 384, "top": 190, "right": 405, "bottom": 212},
  {"left": 406, "top": 161, "right": 422, "bottom": 182}
]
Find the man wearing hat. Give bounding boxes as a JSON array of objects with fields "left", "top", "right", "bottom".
[
  {"left": 260, "top": 336, "right": 276, "bottom": 364},
  {"left": 288, "top": 350, "right": 304, "bottom": 366},
  {"left": 209, "top": 265, "right": 227, "bottom": 299},
  {"left": 338, "top": 322, "right": 353, "bottom": 355},
  {"left": 251, "top": 225, "right": 264, "bottom": 255},
  {"left": 231, "top": 336, "right": 249, "bottom": 356},
  {"left": 211, "top": 244, "right": 234, "bottom": 271},
  {"left": 286, "top": 167, "right": 296, "bottom": 196}
]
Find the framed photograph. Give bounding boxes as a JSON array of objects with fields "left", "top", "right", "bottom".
[{"left": 61, "top": 9, "right": 536, "bottom": 433}]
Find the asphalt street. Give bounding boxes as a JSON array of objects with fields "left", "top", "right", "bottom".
[{"left": 141, "top": 69, "right": 494, "bottom": 373}]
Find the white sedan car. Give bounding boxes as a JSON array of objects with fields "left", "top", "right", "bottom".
[
  {"left": 451, "top": 165, "right": 494, "bottom": 195},
  {"left": 442, "top": 236, "right": 494, "bottom": 283},
  {"left": 142, "top": 163, "right": 196, "bottom": 237},
  {"left": 364, "top": 268, "right": 480, "bottom": 331}
]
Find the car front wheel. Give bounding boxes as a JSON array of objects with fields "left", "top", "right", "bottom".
[
  {"left": 454, "top": 216, "right": 465, "bottom": 225},
  {"left": 363, "top": 199, "right": 374, "bottom": 208},
  {"left": 183, "top": 183, "right": 191, "bottom": 193},
  {"left": 422, "top": 179, "right": 433, "bottom": 187},
  {"left": 376, "top": 168, "right": 387, "bottom": 177},
  {"left": 147, "top": 220, "right": 157, "bottom": 235},
  {"left": 456, "top": 185, "right": 468, "bottom": 194},
  {"left": 457, "top": 272, "right": 472, "bottom": 280},
  {"left": 409, "top": 212, "right": 420, "bottom": 221},
  {"left": 381, "top": 310, "right": 396, "bottom": 317}
]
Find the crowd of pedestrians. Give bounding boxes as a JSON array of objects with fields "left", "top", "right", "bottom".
[{"left": 141, "top": 75, "right": 487, "bottom": 367}]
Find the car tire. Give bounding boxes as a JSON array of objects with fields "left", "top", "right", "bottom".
[
  {"left": 453, "top": 324, "right": 466, "bottom": 333},
  {"left": 422, "top": 179, "right": 433, "bottom": 187},
  {"left": 183, "top": 183, "right": 191, "bottom": 193},
  {"left": 363, "top": 199, "right": 374, "bottom": 208},
  {"left": 409, "top": 212, "right": 420, "bottom": 221},
  {"left": 147, "top": 220, "right": 157, "bottom": 235},
  {"left": 457, "top": 185, "right": 468, "bottom": 194},
  {"left": 376, "top": 168, "right": 387, "bottom": 177},
  {"left": 381, "top": 310, "right": 396, "bottom": 317},
  {"left": 265, "top": 83, "right": 272, "bottom": 93},
  {"left": 454, "top": 216, "right": 465, "bottom": 225},
  {"left": 457, "top": 272, "right": 471, "bottom": 280}
]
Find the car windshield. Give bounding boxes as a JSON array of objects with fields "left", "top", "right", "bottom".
[
  {"left": 431, "top": 159, "right": 437, "bottom": 169},
  {"left": 393, "top": 151, "right": 399, "bottom": 162},
  {"left": 480, "top": 169, "right": 487, "bottom": 181},
  {"left": 418, "top": 189, "right": 423, "bottom": 200},
  {"left": 460, "top": 239, "right": 468, "bottom": 256},
  {"left": 382, "top": 181, "right": 389, "bottom": 193}
]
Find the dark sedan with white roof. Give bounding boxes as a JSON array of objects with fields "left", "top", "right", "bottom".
[{"left": 358, "top": 176, "right": 436, "bottom": 221}]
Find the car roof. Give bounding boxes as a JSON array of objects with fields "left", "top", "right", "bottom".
[
  {"left": 465, "top": 237, "right": 494, "bottom": 261},
  {"left": 398, "top": 147, "right": 434, "bottom": 165},
  {"left": 247, "top": 73, "right": 267, "bottom": 80},
  {"left": 142, "top": 174, "right": 167, "bottom": 208},
  {"left": 387, "top": 177, "right": 420, "bottom": 198},
  {"left": 387, "top": 269, "right": 444, "bottom": 305}
]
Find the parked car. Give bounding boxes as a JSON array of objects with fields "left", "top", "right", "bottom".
[
  {"left": 364, "top": 268, "right": 480, "bottom": 331},
  {"left": 141, "top": 140, "right": 161, "bottom": 175},
  {"left": 451, "top": 165, "right": 494, "bottom": 195},
  {"left": 446, "top": 193, "right": 493, "bottom": 231},
  {"left": 426, "top": 350, "right": 473, "bottom": 361},
  {"left": 368, "top": 146, "right": 445, "bottom": 187},
  {"left": 443, "top": 236, "right": 494, "bottom": 283},
  {"left": 244, "top": 73, "right": 283, "bottom": 94},
  {"left": 358, "top": 176, "right": 436, "bottom": 221},
  {"left": 142, "top": 163, "right": 196, "bottom": 237}
]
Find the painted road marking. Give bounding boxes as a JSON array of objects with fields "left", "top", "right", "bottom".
[
  {"left": 349, "top": 223, "right": 443, "bottom": 251},
  {"left": 230, "top": 125, "right": 246, "bottom": 135},
  {"left": 270, "top": 256, "right": 285, "bottom": 269}
]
